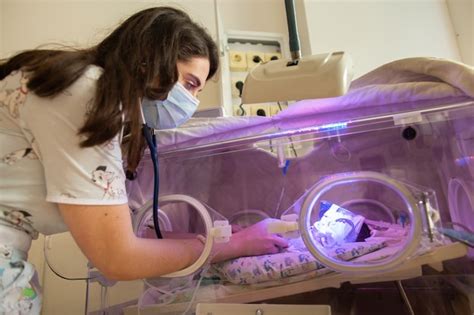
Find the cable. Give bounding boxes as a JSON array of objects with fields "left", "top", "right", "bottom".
[
  {"left": 84, "top": 278, "right": 90, "bottom": 315},
  {"left": 276, "top": 101, "right": 298, "bottom": 157},
  {"left": 181, "top": 268, "right": 208, "bottom": 315},
  {"left": 238, "top": 103, "right": 246, "bottom": 116},
  {"left": 444, "top": 221, "right": 474, "bottom": 233},
  {"left": 44, "top": 236, "right": 100, "bottom": 314},
  {"left": 277, "top": 101, "right": 283, "bottom": 111},
  {"left": 235, "top": 81, "right": 245, "bottom": 116},
  {"left": 290, "top": 142, "right": 298, "bottom": 157},
  {"left": 43, "top": 236, "right": 94, "bottom": 281},
  {"left": 440, "top": 221, "right": 474, "bottom": 248},
  {"left": 44, "top": 235, "right": 117, "bottom": 315}
]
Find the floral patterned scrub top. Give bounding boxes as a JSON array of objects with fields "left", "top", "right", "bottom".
[{"left": 0, "top": 65, "right": 127, "bottom": 237}]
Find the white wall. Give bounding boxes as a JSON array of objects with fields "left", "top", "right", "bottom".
[
  {"left": 1, "top": 0, "right": 222, "bottom": 109},
  {"left": 303, "top": 0, "right": 462, "bottom": 78},
  {"left": 446, "top": 0, "right": 473, "bottom": 65},
  {"left": 1, "top": 0, "right": 218, "bottom": 54},
  {"left": 0, "top": 0, "right": 3, "bottom": 56}
]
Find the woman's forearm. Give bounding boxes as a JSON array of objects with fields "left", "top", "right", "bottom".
[
  {"left": 58, "top": 203, "right": 206, "bottom": 281},
  {"left": 210, "top": 238, "right": 241, "bottom": 263},
  {"left": 104, "top": 236, "right": 204, "bottom": 280}
]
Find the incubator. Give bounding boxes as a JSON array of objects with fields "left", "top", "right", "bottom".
[
  {"left": 105, "top": 104, "right": 472, "bottom": 314},
  {"left": 84, "top": 58, "right": 474, "bottom": 314}
]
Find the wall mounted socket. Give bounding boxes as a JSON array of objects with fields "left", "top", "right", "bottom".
[
  {"left": 252, "top": 104, "right": 270, "bottom": 117},
  {"left": 264, "top": 52, "right": 282, "bottom": 62},
  {"left": 246, "top": 51, "right": 265, "bottom": 70},
  {"left": 229, "top": 51, "right": 247, "bottom": 72}
]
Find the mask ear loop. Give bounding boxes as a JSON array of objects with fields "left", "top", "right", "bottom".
[{"left": 139, "top": 100, "right": 163, "bottom": 239}]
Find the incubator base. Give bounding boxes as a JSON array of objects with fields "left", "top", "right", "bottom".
[
  {"left": 196, "top": 303, "right": 331, "bottom": 315},
  {"left": 119, "top": 242, "right": 467, "bottom": 315}
]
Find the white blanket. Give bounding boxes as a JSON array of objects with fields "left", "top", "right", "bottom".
[{"left": 278, "top": 57, "right": 474, "bottom": 118}]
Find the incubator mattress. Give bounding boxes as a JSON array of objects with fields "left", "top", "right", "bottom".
[{"left": 211, "top": 239, "right": 387, "bottom": 285}]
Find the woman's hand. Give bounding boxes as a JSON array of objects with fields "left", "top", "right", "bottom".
[
  {"left": 140, "top": 218, "right": 289, "bottom": 264},
  {"left": 212, "top": 218, "right": 288, "bottom": 262},
  {"left": 232, "top": 218, "right": 289, "bottom": 256}
]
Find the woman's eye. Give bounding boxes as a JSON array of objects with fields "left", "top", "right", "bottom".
[{"left": 184, "top": 81, "right": 196, "bottom": 90}]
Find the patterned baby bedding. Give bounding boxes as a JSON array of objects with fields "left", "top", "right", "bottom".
[{"left": 211, "top": 238, "right": 387, "bottom": 285}]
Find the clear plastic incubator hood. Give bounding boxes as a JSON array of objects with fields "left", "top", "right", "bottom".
[{"left": 117, "top": 98, "right": 473, "bottom": 314}]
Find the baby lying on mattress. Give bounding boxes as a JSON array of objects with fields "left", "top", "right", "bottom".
[{"left": 209, "top": 201, "right": 403, "bottom": 285}]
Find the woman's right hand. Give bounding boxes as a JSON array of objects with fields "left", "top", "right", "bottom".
[{"left": 228, "top": 218, "right": 289, "bottom": 258}]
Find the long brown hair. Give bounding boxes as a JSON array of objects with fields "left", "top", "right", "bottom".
[{"left": 0, "top": 6, "right": 219, "bottom": 173}]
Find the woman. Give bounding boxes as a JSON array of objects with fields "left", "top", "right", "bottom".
[{"left": 0, "top": 6, "right": 287, "bottom": 314}]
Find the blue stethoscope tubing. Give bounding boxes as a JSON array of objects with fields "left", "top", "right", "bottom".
[{"left": 142, "top": 124, "right": 163, "bottom": 239}]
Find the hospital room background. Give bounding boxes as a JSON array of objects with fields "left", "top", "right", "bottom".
[{"left": 1, "top": 0, "right": 473, "bottom": 314}]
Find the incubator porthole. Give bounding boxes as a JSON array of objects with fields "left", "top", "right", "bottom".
[
  {"left": 299, "top": 171, "right": 422, "bottom": 273},
  {"left": 132, "top": 195, "right": 215, "bottom": 278}
]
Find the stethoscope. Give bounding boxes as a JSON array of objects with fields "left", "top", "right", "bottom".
[
  {"left": 128, "top": 104, "right": 163, "bottom": 239},
  {"left": 141, "top": 123, "right": 163, "bottom": 239}
]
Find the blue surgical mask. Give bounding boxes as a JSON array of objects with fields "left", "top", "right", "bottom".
[{"left": 141, "top": 82, "right": 200, "bottom": 129}]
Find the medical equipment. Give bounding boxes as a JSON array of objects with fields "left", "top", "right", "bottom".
[
  {"left": 141, "top": 123, "right": 163, "bottom": 239},
  {"left": 241, "top": 0, "right": 353, "bottom": 104},
  {"left": 84, "top": 57, "right": 473, "bottom": 314}
]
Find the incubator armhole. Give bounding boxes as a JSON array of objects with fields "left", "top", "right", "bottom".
[
  {"left": 132, "top": 194, "right": 216, "bottom": 278},
  {"left": 299, "top": 171, "right": 423, "bottom": 273}
]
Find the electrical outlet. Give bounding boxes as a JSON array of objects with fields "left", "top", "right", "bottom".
[
  {"left": 229, "top": 51, "right": 247, "bottom": 72},
  {"left": 264, "top": 52, "right": 282, "bottom": 62},
  {"left": 252, "top": 104, "right": 270, "bottom": 117},
  {"left": 246, "top": 52, "right": 265, "bottom": 70}
]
